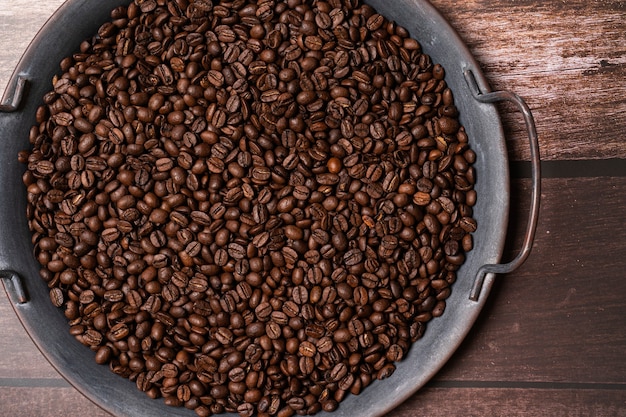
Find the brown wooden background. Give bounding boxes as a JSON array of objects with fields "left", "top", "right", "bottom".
[{"left": 1, "top": 0, "right": 625, "bottom": 416}]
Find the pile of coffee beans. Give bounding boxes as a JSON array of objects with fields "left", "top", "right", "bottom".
[{"left": 20, "top": 0, "right": 477, "bottom": 415}]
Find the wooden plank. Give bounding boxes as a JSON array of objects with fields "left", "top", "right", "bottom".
[
  {"left": 428, "top": 0, "right": 626, "bottom": 161},
  {"left": 2, "top": 0, "right": 626, "bottom": 162},
  {"left": 0, "top": 1, "right": 623, "bottom": 416},
  {"left": 436, "top": 177, "right": 626, "bottom": 383},
  {"left": 393, "top": 387, "right": 626, "bottom": 417},
  {"left": 0, "top": 386, "right": 624, "bottom": 417},
  {"left": 0, "top": 385, "right": 624, "bottom": 417},
  {"left": 0, "top": 387, "right": 111, "bottom": 417},
  {"left": 1, "top": 178, "right": 625, "bottom": 386},
  {"left": 0, "top": 0, "right": 65, "bottom": 96},
  {"left": 0, "top": 295, "right": 62, "bottom": 379}
]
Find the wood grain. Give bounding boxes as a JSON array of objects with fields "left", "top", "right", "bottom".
[
  {"left": 2, "top": 1, "right": 626, "bottom": 162},
  {"left": 0, "top": 0, "right": 65, "bottom": 97},
  {"left": 437, "top": 177, "right": 626, "bottom": 384},
  {"left": 0, "top": 298, "right": 59, "bottom": 379},
  {"left": 429, "top": 0, "right": 626, "bottom": 161},
  {"left": 392, "top": 387, "right": 626, "bottom": 417},
  {"left": 1, "top": 178, "right": 625, "bottom": 415},
  {"left": 0, "top": 1, "right": 625, "bottom": 416},
  {"left": 1, "top": 385, "right": 624, "bottom": 417},
  {"left": 0, "top": 387, "right": 111, "bottom": 417}
]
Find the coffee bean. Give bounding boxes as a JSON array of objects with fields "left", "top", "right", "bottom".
[
  {"left": 251, "top": 166, "right": 271, "bottom": 182},
  {"left": 109, "top": 323, "right": 129, "bottom": 342},
  {"left": 330, "top": 362, "right": 349, "bottom": 382},
  {"left": 377, "top": 363, "right": 396, "bottom": 380},
  {"left": 266, "top": 321, "right": 282, "bottom": 339},
  {"left": 459, "top": 216, "right": 478, "bottom": 233},
  {"left": 255, "top": 302, "right": 272, "bottom": 321},
  {"left": 49, "top": 288, "right": 64, "bottom": 307},
  {"left": 298, "top": 341, "right": 317, "bottom": 358},
  {"left": 237, "top": 403, "right": 254, "bottom": 417},
  {"left": 292, "top": 286, "right": 309, "bottom": 305},
  {"left": 344, "top": 249, "right": 363, "bottom": 266},
  {"left": 293, "top": 185, "right": 310, "bottom": 201}
]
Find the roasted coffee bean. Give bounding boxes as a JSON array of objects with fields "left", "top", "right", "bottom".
[
  {"left": 344, "top": 249, "right": 363, "bottom": 266},
  {"left": 237, "top": 403, "right": 254, "bottom": 417},
  {"left": 49, "top": 287, "right": 64, "bottom": 307}
]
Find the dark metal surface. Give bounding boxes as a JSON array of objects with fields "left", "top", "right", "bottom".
[
  {"left": 463, "top": 69, "right": 541, "bottom": 301},
  {"left": 0, "top": 1, "right": 538, "bottom": 416},
  {"left": 0, "top": 76, "right": 27, "bottom": 112}
]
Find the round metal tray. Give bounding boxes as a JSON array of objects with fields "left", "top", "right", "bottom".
[{"left": 0, "top": 1, "right": 540, "bottom": 416}]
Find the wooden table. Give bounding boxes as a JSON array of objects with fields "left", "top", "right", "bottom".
[{"left": 1, "top": 1, "right": 625, "bottom": 416}]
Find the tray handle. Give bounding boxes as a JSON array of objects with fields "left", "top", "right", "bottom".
[
  {"left": 0, "top": 75, "right": 27, "bottom": 112},
  {"left": 1, "top": 270, "right": 28, "bottom": 304},
  {"left": 464, "top": 69, "right": 541, "bottom": 302}
]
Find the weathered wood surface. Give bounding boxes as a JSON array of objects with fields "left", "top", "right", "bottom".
[
  {"left": 2, "top": 385, "right": 624, "bottom": 417},
  {"left": 1, "top": 1, "right": 625, "bottom": 416},
  {"left": 1, "top": 176, "right": 624, "bottom": 416},
  {"left": 435, "top": 178, "right": 626, "bottom": 385},
  {"left": 2, "top": 1, "right": 625, "bottom": 161},
  {"left": 0, "top": 0, "right": 64, "bottom": 95},
  {"left": 429, "top": 0, "right": 626, "bottom": 161}
]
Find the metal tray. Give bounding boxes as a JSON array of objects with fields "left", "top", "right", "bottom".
[{"left": 0, "top": 1, "right": 540, "bottom": 416}]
